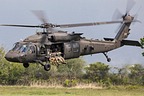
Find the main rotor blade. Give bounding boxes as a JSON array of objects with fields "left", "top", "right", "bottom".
[
  {"left": 0, "top": 24, "right": 41, "bottom": 28},
  {"left": 57, "top": 21, "right": 123, "bottom": 28},
  {"left": 32, "top": 10, "right": 48, "bottom": 24}
]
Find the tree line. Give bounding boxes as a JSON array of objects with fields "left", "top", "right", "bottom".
[{"left": 0, "top": 46, "right": 144, "bottom": 87}]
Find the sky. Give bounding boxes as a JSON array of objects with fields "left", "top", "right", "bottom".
[{"left": 0, "top": 0, "right": 144, "bottom": 68}]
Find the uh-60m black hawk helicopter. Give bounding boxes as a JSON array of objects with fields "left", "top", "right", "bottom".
[{"left": 1, "top": 0, "right": 142, "bottom": 71}]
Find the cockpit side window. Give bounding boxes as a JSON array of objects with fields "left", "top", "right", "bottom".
[
  {"left": 12, "top": 43, "right": 21, "bottom": 51},
  {"left": 12, "top": 43, "right": 36, "bottom": 53},
  {"left": 12, "top": 43, "right": 28, "bottom": 52}
]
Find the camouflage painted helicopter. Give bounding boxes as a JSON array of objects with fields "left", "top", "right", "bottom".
[{"left": 0, "top": 0, "right": 142, "bottom": 71}]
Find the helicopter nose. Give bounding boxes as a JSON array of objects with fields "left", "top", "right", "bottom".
[{"left": 5, "top": 51, "right": 20, "bottom": 62}]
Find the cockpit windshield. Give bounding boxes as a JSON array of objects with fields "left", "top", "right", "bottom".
[
  {"left": 12, "top": 43, "right": 35, "bottom": 53},
  {"left": 19, "top": 45, "right": 28, "bottom": 52}
]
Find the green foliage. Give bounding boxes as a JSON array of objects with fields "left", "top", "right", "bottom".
[
  {"left": 109, "top": 64, "right": 144, "bottom": 86},
  {"left": 140, "top": 38, "right": 144, "bottom": 46},
  {"left": 57, "top": 58, "right": 85, "bottom": 79},
  {"left": 0, "top": 47, "right": 17, "bottom": 85},
  {"left": 84, "top": 62, "right": 110, "bottom": 84},
  {"left": 63, "top": 79, "right": 77, "bottom": 87},
  {"left": 109, "top": 65, "right": 130, "bottom": 85},
  {"left": 125, "top": 85, "right": 140, "bottom": 90},
  {"left": 128, "top": 64, "right": 144, "bottom": 85}
]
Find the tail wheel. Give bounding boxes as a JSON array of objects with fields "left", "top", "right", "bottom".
[
  {"left": 44, "top": 64, "right": 51, "bottom": 71},
  {"left": 107, "top": 58, "right": 111, "bottom": 62},
  {"left": 23, "top": 63, "right": 29, "bottom": 68}
]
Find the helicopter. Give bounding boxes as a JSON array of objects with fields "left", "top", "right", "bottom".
[{"left": 0, "top": 0, "right": 143, "bottom": 71}]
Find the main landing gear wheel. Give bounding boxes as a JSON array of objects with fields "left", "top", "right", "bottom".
[
  {"left": 35, "top": 60, "right": 51, "bottom": 71},
  {"left": 23, "top": 63, "right": 29, "bottom": 68},
  {"left": 44, "top": 64, "right": 51, "bottom": 71}
]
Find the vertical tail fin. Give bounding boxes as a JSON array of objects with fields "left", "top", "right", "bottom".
[{"left": 114, "top": 21, "right": 132, "bottom": 41}]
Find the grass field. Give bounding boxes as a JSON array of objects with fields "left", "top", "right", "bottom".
[{"left": 0, "top": 86, "right": 144, "bottom": 96}]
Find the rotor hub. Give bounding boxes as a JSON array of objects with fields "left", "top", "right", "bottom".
[
  {"left": 41, "top": 23, "right": 56, "bottom": 28},
  {"left": 123, "top": 15, "right": 134, "bottom": 22}
]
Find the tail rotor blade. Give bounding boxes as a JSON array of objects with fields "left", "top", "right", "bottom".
[
  {"left": 113, "top": 0, "right": 136, "bottom": 21},
  {"left": 126, "top": 0, "right": 136, "bottom": 14},
  {"left": 134, "top": 6, "right": 141, "bottom": 19},
  {"left": 112, "top": 9, "right": 123, "bottom": 20},
  {"left": 132, "top": 6, "right": 142, "bottom": 25}
]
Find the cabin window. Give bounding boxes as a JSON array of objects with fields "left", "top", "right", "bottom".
[{"left": 73, "top": 43, "right": 79, "bottom": 53}]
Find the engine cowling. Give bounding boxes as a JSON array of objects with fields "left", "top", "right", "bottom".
[{"left": 49, "top": 32, "right": 82, "bottom": 42}]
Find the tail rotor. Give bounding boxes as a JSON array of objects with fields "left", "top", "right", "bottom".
[{"left": 112, "top": 0, "right": 136, "bottom": 21}]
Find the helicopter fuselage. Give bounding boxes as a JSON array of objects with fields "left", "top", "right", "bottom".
[{"left": 5, "top": 31, "right": 120, "bottom": 64}]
